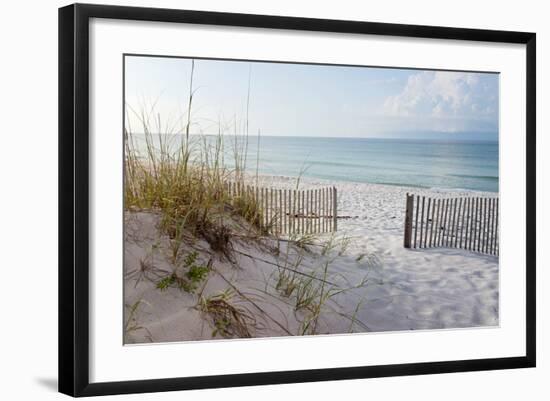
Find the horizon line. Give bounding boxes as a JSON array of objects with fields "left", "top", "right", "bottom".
[{"left": 127, "top": 132, "right": 499, "bottom": 141}]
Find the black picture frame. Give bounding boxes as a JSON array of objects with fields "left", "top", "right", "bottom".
[{"left": 59, "top": 3, "right": 536, "bottom": 397}]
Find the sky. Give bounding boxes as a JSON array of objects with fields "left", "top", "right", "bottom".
[{"left": 124, "top": 55, "right": 499, "bottom": 141}]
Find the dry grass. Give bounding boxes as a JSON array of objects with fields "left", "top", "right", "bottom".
[
  {"left": 124, "top": 299, "right": 153, "bottom": 343},
  {"left": 198, "top": 289, "right": 257, "bottom": 338}
]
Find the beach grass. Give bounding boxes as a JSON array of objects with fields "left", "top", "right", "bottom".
[{"left": 124, "top": 58, "right": 265, "bottom": 264}]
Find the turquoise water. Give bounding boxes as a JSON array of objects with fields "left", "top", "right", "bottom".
[{"left": 129, "top": 135, "right": 499, "bottom": 193}]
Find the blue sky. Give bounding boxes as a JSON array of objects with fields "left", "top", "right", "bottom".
[{"left": 125, "top": 55, "right": 499, "bottom": 140}]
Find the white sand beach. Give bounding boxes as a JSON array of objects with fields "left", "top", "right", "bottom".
[
  {"left": 261, "top": 176, "right": 499, "bottom": 330},
  {"left": 124, "top": 176, "right": 499, "bottom": 344}
]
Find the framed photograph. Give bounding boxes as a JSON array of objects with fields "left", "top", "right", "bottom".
[{"left": 58, "top": 3, "right": 536, "bottom": 397}]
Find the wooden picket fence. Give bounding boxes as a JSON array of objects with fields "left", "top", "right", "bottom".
[
  {"left": 225, "top": 182, "right": 337, "bottom": 235},
  {"left": 404, "top": 193, "right": 499, "bottom": 255}
]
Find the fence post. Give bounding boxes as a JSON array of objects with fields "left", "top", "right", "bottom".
[
  {"left": 419, "top": 196, "right": 425, "bottom": 248},
  {"left": 404, "top": 193, "right": 413, "bottom": 248},
  {"left": 495, "top": 198, "right": 499, "bottom": 255},
  {"left": 450, "top": 198, "right": 458, "bottom": 248},
  {"left": 323, "top": 187, "right": 328, "bottom": 232},
  {"left": 429, "top": 198, "right": 436, "bottom": 247},
  {"left": 435, "top": 199, "right": 442, "bottom": 246},
  {"left": 332, "top": 186, "right": 338, "bottom": 232},
  {"left": 489, "top": 198, "right": 497, "bottom": 255},
  {"left": 425, "top": 197, "right": 431, "bottom": 247}
]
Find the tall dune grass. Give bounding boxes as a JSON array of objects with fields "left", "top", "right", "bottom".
[
  {"left": 124, "top": 59, "right": 263, "bottom": 259},
  {"left": 125, "top": 128, "right": 268, "bottom": 255}
]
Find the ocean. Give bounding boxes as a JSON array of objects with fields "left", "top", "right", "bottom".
[{"left": 128, "top": 135, "right": 499, "bottom": 193}]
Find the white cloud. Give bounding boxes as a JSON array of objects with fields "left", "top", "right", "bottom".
[{"left": 382, "top": 71, "right": 498, "bottom": 133}]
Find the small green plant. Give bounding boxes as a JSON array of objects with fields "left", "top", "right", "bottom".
[
  {"left": 156, "top": 251, "right": 210, "bottom": 293},
  {"left": 183, "top": 251, "right": 198, "bottom": 266},
  {"left": 183, "top": 264, "right": 210, "bottom": 292},
  {"left": 156, "top": 274, "right": 177, "bottom": 291},
  {"left": 186, "top": 264, "right": 209, "bottom": 282}
]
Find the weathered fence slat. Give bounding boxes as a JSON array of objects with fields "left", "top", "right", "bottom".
[
  {"left": 327, "top": 187, "right": 331, "bottom": 232},
  {"left": 479, "top": 198, "right": 484, "bottom": 253},
  {"left": 321, "top": 188, "right": 325, "bottom": 233},
  {"left": 405, "top": 194, "right": 499, "bottom": 255},
  {"left": 458, "top": 198, "right": 466, "bottom": 248},
  {"left": 308, "top": 190, "right": 312, "bottom": 234},
  {"left": 404, "top": 194, "right": 414, "bottom": 248},
  {"left": 326, "top": 188, "right": 329, "bottom": 233},
  {"left": 316, "top": 189, "right": 320, "bottom": 233},
  {"left": 480, "top": 197, "right": 485, "bottom": 253},
  {"left": 442, "top": 199, "right": 449, "bottom": 247},
  {"left": 491, "top": 199, "right": 498, "bottom": 255},
  {"left": 487, "top": 199, "right": 495, "bottom": 254},
  {"left": 429, "top": 198, "right": 436, "bottom": 247},
  {"left": 447, "top": 199, "right": 452, "bottom": 247},
  {"left": 418, "top": 196, "right": 426, "bottom": 248},
  {"left": 472, "top": 197, "right": 477, "bottom": 250},
  {"left": 332, "top": 187, "right": 338, "bottom": 232},
  {"left": 328, "top": 188, "right": 331, "bottom": 233},
  {"left": 472, "top": 197, "right": 477, "bottom": 251},
  {"left": 485, "top": 199, "right": 493, "bottom": 253},
  {"left": 440, "top": 198, "right": 446, "bottom": 247},
  {"left": 414, "top": 195, "right": 420, "bottom": 248},
  {"left": 485, "top": 198, "right": 489, "bottom": 253},
  {"left": 490, "top": 198, "right": 495, "bottom": 255},
  {"left": 308, "top": 190, "right": 315, "bottom": 233},
  {"left": 480, "top": 198, "right": 487, "bottom": 252},
  {"left": 480, "top": 198, "right": 487, "bottom": 253},
  {"left": 435, "top": 199, "right": 445, "bottom": 246},
  {"left": 450, "top": 198, "right": 457, "bottom": 247},
  {"left": 486, "top": 197, "right": 491, "bottom": 254},
  {"left": 424, "top": 198, "right": 431, "bottom": 247},
  {"left": 495, "top": 198, "right": 499, "bottom": 256},
  {"left": 477, "top": 197, "right": 483, "bottom": 252},
  {"left": 436, "top": 199, "right": 443, "bottom": 247},
  {"left": 468, "top": 198, "right": 474, "bottom": 251}
]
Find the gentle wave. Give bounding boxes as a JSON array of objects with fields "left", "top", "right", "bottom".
[
  {"left": 377, "top": 181, "right": 430, "bottom": 189},
  {"left": 447, "top": 174, "right": 499, "bottom": 181}
]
